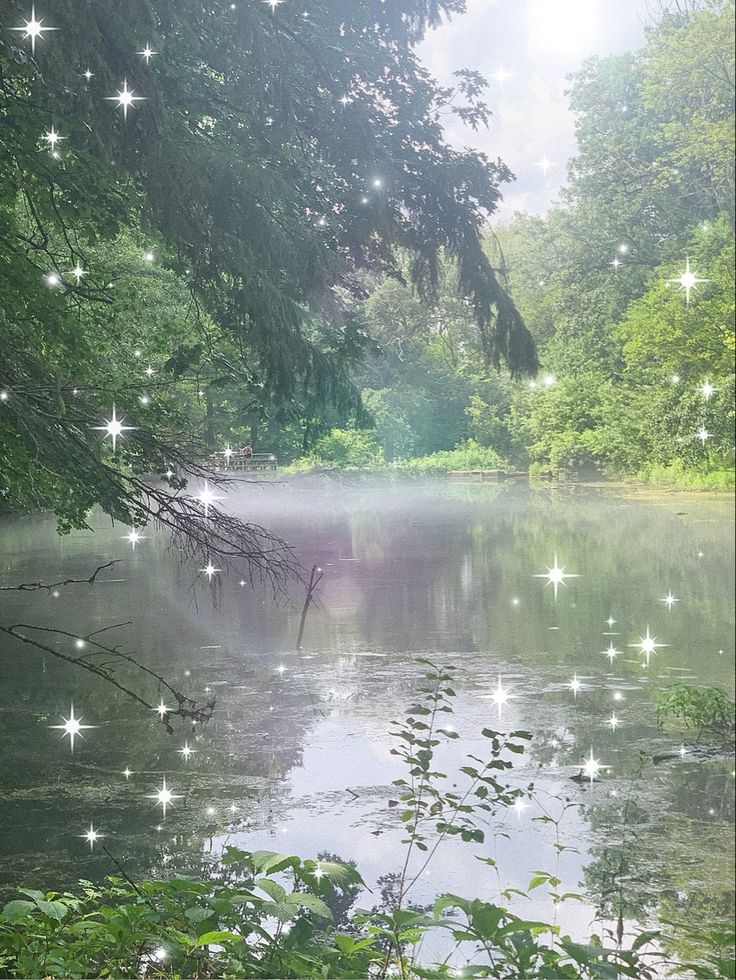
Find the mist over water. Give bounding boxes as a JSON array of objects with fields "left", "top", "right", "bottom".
[{"left": 1, "top": 479, "right": 733, "bottom": 940}]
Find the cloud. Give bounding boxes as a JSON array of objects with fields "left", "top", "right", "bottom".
[{"left": 416, "top": 0, "right": 649, "bottom": 216}]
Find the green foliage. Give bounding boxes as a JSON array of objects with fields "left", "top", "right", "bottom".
[
  {"left": 655, "top": 684, "right": 735, "bottom": 738},
  {"left": 394, "top": 439, "right": 507, "bottom": 475},
  {"left": 305, "top": 427, "right": 384, "bottom": 467}
]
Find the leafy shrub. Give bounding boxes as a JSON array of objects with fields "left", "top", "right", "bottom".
[
  {"left": 655, "top": 684, "right": 735, "bottom": 738},
  {"left": 307, "top": 427, "right": 384, "bottom": 467},
  {"left": 394, "top": 439, "right": 507, "bottom": 475}
]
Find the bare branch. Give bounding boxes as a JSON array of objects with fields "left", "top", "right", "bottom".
[{"left": 0, "top": 560, "right": 122, "bottom": 594}]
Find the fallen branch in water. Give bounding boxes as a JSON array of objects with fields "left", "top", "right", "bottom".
[
  {"left": 296, "top": 564, "right": 324, "bottom": 651},
  {"left": 0, "top": 560, "right": 122, "bottom": 593}
]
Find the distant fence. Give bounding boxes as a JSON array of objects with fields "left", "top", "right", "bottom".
[{"left": 210, "top": 451, "right": 278, "bottom": 473}]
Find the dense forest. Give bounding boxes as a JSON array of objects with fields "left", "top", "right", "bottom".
[{"left": 304, "top": 0, "right": 735, "bottom": 487}]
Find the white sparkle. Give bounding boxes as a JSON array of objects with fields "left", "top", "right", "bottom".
[
  {"left": 50, "top": 704, "right": 95, "bottom": 753},
  {"left": 83, "top": 69, "right": 94, "bottom": 81},
  {"left": 123, "top": 767, "right": 133, "bottom": 779},
  {"left": 607, "top": 713, "right": 620, "bottom": 731},
  {"left": 667, "top": 257, "right": 709, "bottom": 305},
  {"left": 262, "top": 0, "right": 284, "bottom": 8},
  {"left": 512, "top": 797, "right": 530, "bottom": 818},
  {"left": 196, "top": 480, "right": 225, "bottom": 517},
  {"left": 568, "top": 673, "right": 583, "bottom": 698},
  {"left": 534, "top": 554, "right": 579, "bottom": 600},
  {"left": 606, "top": 617, "right": 617, "bottom": 628},
  {"left": 43, "top": 126, "right": 64, "bottom": 149},
  {"left": 603, "top": 644, "right": 620, "bottom": 665},
  {"left": 178, "top": 742, "right": 194, "bottom": 761},
  {"left": 154, "top": 700, "right": 170, "bottom": 719},
  {"left": 582, "top": 748, "right": 606, "bottom": 784},
  {"left": 700, "top": 380, "right": 717, "bottom": 401},
  {"left": 679, "top": 744, "right": 687, "bottom": 758},
  {"left": 492, "top": 65, "right": 514, "bottom": 87},
  {"left": 148, "top": 777, "right": 182, "bottom": 817},
  {"left": 482, "top": 674, "right": 512, "bottom": 719},
  {"left": 71, "top": 263, "right": 87, "bottom": 283},
  {"left": 200, "top": 562, "right": 221, "bottom": 582},
  {"left": 144, "top": 364, "right": 156, "bottom": 377},
  {"left": 696, "top": 426, "right": 711, "bottom": 446},
  {"left": 543, "top": 374, "right": 555, "bottom": 387},
  {"left": 93, "top": 405, "right": 136, "bottom": 453},
  {"left": 106, "top": 80, "right": 146, "bottom": 121},
  {"left": 138, "top": 44, "right": 157, "bottom": 63},
  {"left": 80, "top": 823, "right": 103, "bottom": 850},
  {"left": 124, "top": 529, "right": 146, "bottom": 549},
  {"left": 662, "top": 592, "right": 679, "bottom": 610},
  {"left": 11, "top": 6, "right": 58, "bottom": 54},
  {"left": 629, "top": 626, "right": 668, "bottom": 666},
  {"left": 536, "top": 154, "right": 554, "bottom": 175},
  {"left": 46, "top": 273, "right": 60, "bottom": 286},
  {"left": 611, "top": 257, "right": 622, "bottom": 270},
  {"left": 277, "top": 663, "right": 286, "bottom": 675}
]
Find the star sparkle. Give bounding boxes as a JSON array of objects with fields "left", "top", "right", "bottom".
[
  {"left": 581, "top": 748, "right": 606, "bottom": 784},
  {"left": 178, "top": 741, "right": 195, "bottom": 761},
  {"left": 154, "top": 700, "right": 170, "bottom": 719},
  {"left": 667, "top": 257, "right": 709, "bottom": 305},
  {"left": 606, "top": 617, "right": 617, "bottom": 628},
  {"left": 603, "top": 644, "right": 620, "bottom": 665},
  {"left": 93, "top": 405, "right": 136, "bottom": 452},
  {"left": 492, "top": 65, "right": 514, "bottom": 87},
  {"left": 262, "top": 0, "right": 284, "bottom": 9},
  {"left": 80, "top": 823, "right": 103, "bottom": 850},
  {"left": 481, "top": 674, "right": 512, "bottom": 719},
  {"left": 568, "top": 673, "right": 582, "bottom": 698},
  {"left": 700, "top": 380, "right": 717, "bottom": 401},
  {"left": 195, "top": 480, "right": 225, "bottom": 517},
  {"left": 124, "top": 529, "right": 146, "bottom": 549},
  {"left": 83, "top": 68, "right": 94, "bottom": 81},
  {"left": 138, "top": 44, "right": 157, "bottom": 63},
  {"left": 11, "top": 6, "right": 58, "bottom": 54},
  {"left": 200, "top": 562, "right": 221, "bottom": 582},
  {"left": 534, "top": 554, "right": 579, "bottom": 600},
  {"left": 71, "top": 264, "right": 87, "bottom": 283},
  {"left": 43, "top": 126, "right": 64, "bottom": 150},
  {"left": 629, "top": 626, "right": 668, "bottom": 666},
  {"left": 123, "top": 767, "right": 133, "bottom": 779},
  {"left": 661, "top": 592, "right": 679, "bottom": 610},
  {"left": 536, "top": 154, "right": 554, "bottom": 175},
  {"left": 512, "top": 797, "right": 530, "bottom": 818},
  {"left": 147, "top": 777, "right": 182, "bottom": 817},
  {"left": 607, "top": 713, "right": 620, "bottom": 731},
  {"left": 696, "top": 426, "right": 711, "bottom": 446},
  {"left": 106, "top": 80, "right": 146, "bottom": 120},
  {"left": 50, "top": 704, "right": 96, "bottom": 753}
]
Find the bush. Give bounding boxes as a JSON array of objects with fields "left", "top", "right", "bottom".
[
  {"left": 394, "top": 439, "right": 507, "bottom": 475},
  {"left": 306, "top": 428, "right": 384, "bottom": 467},
  {"left": 655, "top": 684, "right": 735, "bottom": 739}
]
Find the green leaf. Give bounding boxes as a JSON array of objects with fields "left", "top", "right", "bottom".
[
  {"left": 2, "top": 900, "right": 36, "bottom": 922},
  {"left": 194, "top": 930, "right": 244, "bottom": 947}
]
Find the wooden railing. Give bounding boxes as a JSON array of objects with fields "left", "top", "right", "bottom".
[{"left": 210, "top": 451, "right": 278, "bottom": 472}]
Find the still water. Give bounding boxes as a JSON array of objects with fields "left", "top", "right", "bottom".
[{"left": 1, "top": 479, "right": 734, "bottom": 943}]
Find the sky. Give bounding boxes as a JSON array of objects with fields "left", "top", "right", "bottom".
[{"left": 417, "top": 0, "right": 653, "bottom": 220}]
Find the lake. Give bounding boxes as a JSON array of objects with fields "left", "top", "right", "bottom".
[{"left": 1, "top": 479, "right": 734, "bottom": 949}]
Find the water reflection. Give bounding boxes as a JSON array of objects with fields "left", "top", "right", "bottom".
[{"left": 0, "top": 480, "right": 733, "bottom": 942}]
